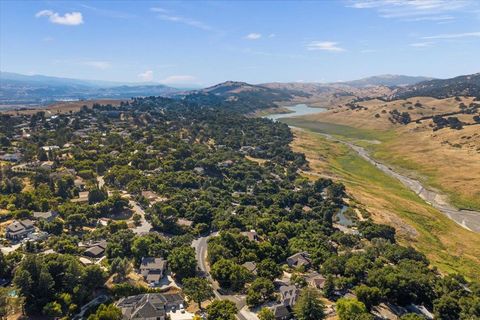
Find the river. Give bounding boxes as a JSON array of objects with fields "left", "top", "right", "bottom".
[{"left": 266, "top": 105, "right": 480, "bottom": 233}]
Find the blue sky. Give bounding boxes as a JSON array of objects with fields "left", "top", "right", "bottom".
[{"left": 1, "top": 0, "right": 479, "bottom": 86}]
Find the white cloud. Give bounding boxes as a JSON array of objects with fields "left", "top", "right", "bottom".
[
  {"left": 409, "top": 41, "right": 434, "bottom": 47},
  {"left": 245, "top": 33, "right": 262, "bottom": 40},
  {"left": 150, "top": 7, "right": 169, "bottom": 13},
  {"left": 36, "top": 10, "right": 84, "bottom": 26},
  {"left": 138, "top": 70, "right": 154, "bottom": 81},
  {"left": 347, "top": 0, "right": 474, "bottom": 20},
  {"left": 306, "top": 41, "right": 345, "bottom": 52},
  {"left": 422, "top": 31, "right": 480, "bottom": 39},
  {"left": 150, "top": 7, "right": 212, "bottom": 31},
  {"left": 161, "top": 75, "right": 196, "bottom": 84},
  {"left": 82, "top": 61, "right": 110, "bottom": 69}
]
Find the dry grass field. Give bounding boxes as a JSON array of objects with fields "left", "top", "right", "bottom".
[
  {"left": 291, "top": 129, "right": 480, "bottom": 279},
  {"left": 292, "top": 96, "right": 480, "bottom": 210}
]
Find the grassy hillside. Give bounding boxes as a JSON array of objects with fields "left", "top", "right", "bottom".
[
  {"left": 290, "top": 128, "right": 480, "bottom": 279},
  {"left": 283, "top": 96, "right": 480, "bottom": 210}
]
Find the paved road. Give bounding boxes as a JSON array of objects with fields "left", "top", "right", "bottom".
[
  {"left": 129, "top": 200, "right": 153, "bottom": 235},
  {"left": 97, "top": 176, "right": 152, "bottom": 234},
  {"left": 319, "top": 132, "right": 480, "bottom": 233},
  {"left": 192, "top": 234, "right": 248, "bottom": 320},
  {"left": 72, "top": 294, "right": 109, "bottom": 320}
]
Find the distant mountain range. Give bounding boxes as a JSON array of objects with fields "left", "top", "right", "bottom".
[
  {"left": 339, "top": 74, "right": 433, "bottom": 88},
  {"left": 2, "top": 71, "right": 478, "bottom": 108},
  {"left": 0, "top": 72, "right": 181, "bottom": 105}
]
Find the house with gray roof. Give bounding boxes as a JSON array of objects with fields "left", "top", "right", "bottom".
[
  {"left": 279, "top": 285, "right": 299, "bottom": 307},
  {"left": 33, "top": 211, "right": 58, "bottom": 222},
  {"left": 140, "top": 257, "right": 167, "bottom": 286},
  {"left": 286, "top": 252, "right": 311, "bottom": 269},
  {"left": 270, "top": 304, "right": 292, "bottom": 320},
  {"left": 5, "top": 219, "right": 35, "bottom": 241},
  {"left": 117, "top": 293, "right": 184, "bottom": 320}
]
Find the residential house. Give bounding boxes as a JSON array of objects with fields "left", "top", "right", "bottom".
[
  {"left": 141, "top": 191, "right": 165, "bottom": 205},
  {"left": 279, "top": 285, "right": 299, "bottom": 307},
  {"left": 176, "top": 218, "right": 193, "bottom": 228},
  {"left": 140, "top": 257, "right": 167, "bottom": 286},
  {"left": 72, "top": 191, "right": 89, "bottom": 203},
  {"left": 242, "top": 261, "right": 257, "bottom": 275},
  {"left": 307, "top": 273, "right": 326, "bottom": 289},
  {"left": 33, "top": 211, "right": 58, "bottom": 222},
  {"left": 286, "top": 252, "right": 311, "bottom": 269},
  {"left": 0, "top": 153, "right": 22, "bottom": 162},
  {"left": 241, "top": 229, "right": 259, "bottom": 242},
  {"left": 270, "top": 304, "right": 292, "bottom": 320},
  {"left": 5, "top": 220, "right": 35, "bottom": 241},
  {"left": 74, "top": 177, "right": 86, "bottom": 191},
  {"left": 82, "top": 240, "right": 108, "bottom": 258},
  {"left": 117, "top": 293, "right": 184, "bottom": 320}
]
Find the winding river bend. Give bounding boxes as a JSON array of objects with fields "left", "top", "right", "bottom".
[{"left": 266, "top": 104, "right": 480, "bottom": 233}]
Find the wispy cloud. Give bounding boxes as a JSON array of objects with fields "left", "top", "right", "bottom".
[
  {"left": 242, "top": 48, "right": 306, "bottom": 59},
  {"left": 79, "top": 4, "right": 136, "bottom": 19},
  {"left": 422, "top": 31, "right": 480, "bottom": 39},
  {"left": 150, "top": 7, "right": 212, "bottom": 31},
  {"left": 82, "top": 61, "right": 110, "bottom": 69},
  {"left": 35, "top": 10, "right": 83, "bottom": 26},
  {"left": 409, "top": 41, "right": 434, "bottom": 47},
  {"left": 245, "top": 33, "right": 262, "bottom": 40},
  {"left": 306, "top": 41, "right": 346, "bottom": 52},
  {"left": 138, "top": 70, "right": 154, "bottom": 81},
  {"left": 348, "top": 0, "right": 474, "bottom": 20},
  {"left": 160, "top": 75, "right": 197, "bottom": 84}
]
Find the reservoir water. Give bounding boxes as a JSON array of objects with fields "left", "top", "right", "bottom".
[{"left": 265, "top": 104, "right": 326, "bottom": 121}]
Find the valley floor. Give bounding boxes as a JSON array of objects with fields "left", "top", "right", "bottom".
[{"left": 289, "top": 128, "right": 480, "bottom": 280}]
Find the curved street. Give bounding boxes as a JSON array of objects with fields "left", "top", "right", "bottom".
[{"left": 191, "top": 234, "right": 252, "bottom": 320}]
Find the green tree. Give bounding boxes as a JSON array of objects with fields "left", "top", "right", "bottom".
[
  {"left": 43, "top": 301, "right": 63, "bottom": 317},
  {"left": 111, "top": 257, "right": 131, "bottom": 282},
  {"left": 434, "top": 295, "right": 461, "bottom": 320},
  {"left": 211, "top": 259, "right": 249, "bottom": 291},
  {"left": 258, "top": 307, "right": 275, "bottom": 320},
  {"left": 82, "top": 265, "right": 106, "bottom": 291},
  {"left": 87, "top": 304, "right": 122, "bottom": 320},
  {"left": 293, "top": 287, "right": 325, "bottom": 320},
  {"left": 89, "top": 187, "right": 108, "bottom": 205},
  {"left": 168, "top": 246, "right": 197, "bottom": 280},
  {"left": 256, "top": 258, "right": 282, "bottom": 281},
  {"left": 246, "top": 277, "right": 275, "bottom": 307},
  {"left": 183, "top": 277, "right": 214, "bottom": 309},
  {"left": 206, "top": 300, "right": 237, "bottom": 320},
  {"left": 336, "top": 298, "right": 371, "bottom": 320},
  {"left": 0, "top": 287, "right": 9, "bottom": 318},
  {"left": 323, "top": 275, "right": 336, "bottom": 299},
  {"left": 354, "top": 285, "right": 382, "bottom": 310}
]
